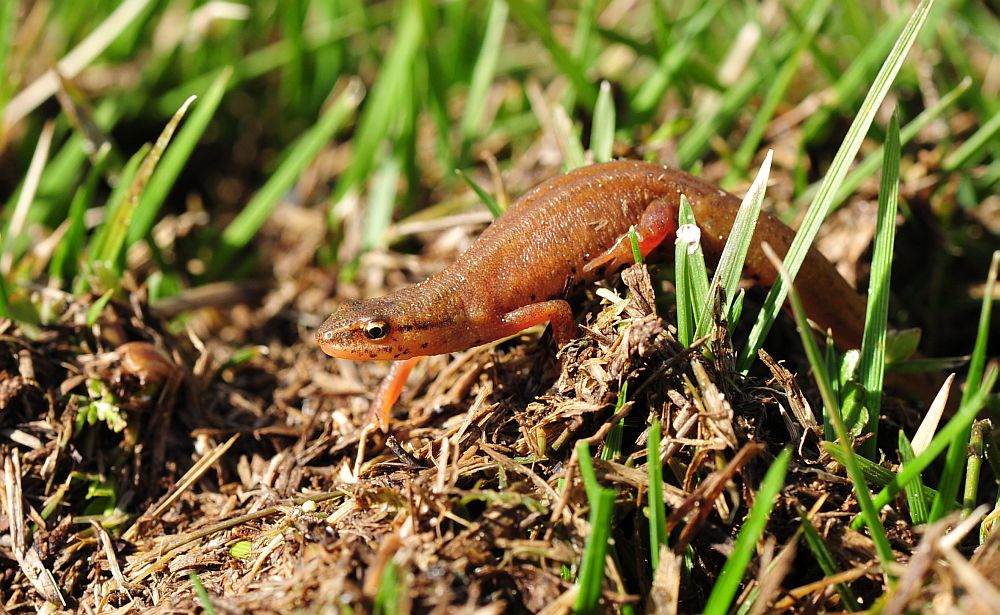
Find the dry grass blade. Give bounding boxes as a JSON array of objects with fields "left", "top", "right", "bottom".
[
  {"left": 910, "top": 373, "right": 955, "bottom": 455},
  {"left": 92, "top": 520, "right": 132, "bottom": 599},
  {"left": 123, "top": 433, "right": 239, "bottom": 541},
  {"left": 1, "top": 120, "right": 53, "bottom": 275},
  {"left": 648, "top": 546, "right": 683, "bottom": 615},
  {"left": 2, "top": 0, "right": 153, "bottom": 128},
  {"left": 2, "top": 452, "right": 65, "bottom": 607}
]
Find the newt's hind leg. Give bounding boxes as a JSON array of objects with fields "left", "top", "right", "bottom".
[
  {"left": 501, "top": 299, "right": 578, "bottom": 347},
  {"left": 583, "top": 196, "right": 678, "bottom": 275}
]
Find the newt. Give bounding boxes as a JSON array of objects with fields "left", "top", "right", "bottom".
[{"left": 317, "top": 160, "right": 867, "bottom": 430}]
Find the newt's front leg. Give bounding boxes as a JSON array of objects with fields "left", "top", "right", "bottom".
[
  {"left": 370, "top": 356, "right": 421, "bottom": 432},
  {"left": 500, "top": 299, "right": 578, "bottom": 347},
  {"left": 582, "top": 196, "right": 678, "bottom": 275}
]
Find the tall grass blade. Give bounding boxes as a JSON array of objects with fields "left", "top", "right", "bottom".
[
  {"left": 647, "top": 419, "right": 667, "bottom": 571},
  {"left": 217, "top": 81, "right": 362, "bottom": 274},
  {"left": 703, "top": 447, "right": 790, "bottom": 615},
  {"left": 129, "top": 66, "right": 233, "bottom": 245},
  {"left": 943, "top": 109, "right": 1000, "bottom": 171},
  {"left": 50, "top": 147, "right": 111, "bottom": 286},
  {"left": 853, "top": 366, "right": 997, "bottom": 530},
  {"left": 591, "top": 81, "right": 615, "bottom": 163},
  {"left": 764, "top": 244, "right": 896, "bottom": 576},
  {"left": 362, "top": 155, "right": 401, "bottom": 253},
  {"left": 898, "top": 431, "right": 929, "bottom": 524},
  {"left": 94, "top": 96, "right": 196, "bottom": 276},
  {"left": 330, "top": 1, "right": 422, "bottom": 206},
  {"left": 573, "top": 487, "right": 615, "bottom": 614},
  {"left": 930, "top": 250, "right": 999, "bottom": 520},
  {"left": 737, "top": 0, "right": 936, "bottom": 374},
  {"left": 857, "top": 109, "right": 901, "bottom": 458},
  {"left": 677, "top": 196, "right": 710, "bottom": 342},
  {"left": 800, "top": 511, "right": 861, "bottom": 611},
  {"left": 459, "top": 0, "right": 508, "bottom": 162},
  {"left": 695, "top": 151, "right": 771, "bottom": 338},
  {"left": 455, "top": 169, "right": 502, "bottom": 218}
]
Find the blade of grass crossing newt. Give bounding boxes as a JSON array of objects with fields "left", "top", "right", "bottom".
[{"left": 318, "top": 160, "right": 867, "bottom": 431}]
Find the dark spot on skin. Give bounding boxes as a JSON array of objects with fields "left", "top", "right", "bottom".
[
  {"left": 397, "top": 324, "right": 414, "bottom": 332},
  {"left": 472, "top": 339, "right": 483, "bottom": 345},
  {"left": 570, "top": 266, "right": 577, "bottom": 274},
  {"left": 421, "top": 342, "right": 429, "bottom": 349},
  {"left": 530, "top": 293, "right": 536, "bottom": 301},
  {"left": 368, "top": 352, "right": 378, "bottom": 358},
  {"left": 548, "top": 294, "right": 558, "bottom": 301}
]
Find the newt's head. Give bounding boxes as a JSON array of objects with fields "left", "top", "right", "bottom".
[{"left": 317, "top": 292, "right": 447, "bottom": 361}]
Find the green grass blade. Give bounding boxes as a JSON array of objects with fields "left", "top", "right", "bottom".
[
  {"left": 576, "top": 441, "right": 600, "bottom": 503},
  {"left": 769, "top": 246, "right": 896, "bottom": 576},
  {"left": 632, "top": 0, "right": 724, "bottom": 116},
  {"left": 507, "top": 0, "right": 596, "bottom": 109},
  {"left": 330, "top": 0, "right": 422, "bottom": 206},
  {"left": 647, "top": 418, "right": 667, "bottom": 571},
  {"left": 128, "top": 66, "right": 233, "bottom": 245},
  {"left": 94, "top": 96, "right": 195, "bottom": 276},
  {"left": 898, "top": 431, "right": 929, "bottom": 524},
  {"left": 729, "top": 0, "right": 832, "bottom": 176},
  {"left": 964, "top": 421, "right": 988, "bottom": 512},
  {"left": 931, "top": 250, "right": 999, "bottom": 520},
  {"left": 459, "top": 0, "right": 508, "bottom": 161},
  {"left": 362, "top": 155, "right": 401, "bottom": 253},
  {"left": 677, "top": 196, "right": 710, "bottom": 337},
  {"left": 455, "top": 169, "right": 502, "bottom": 218},
  {"left": 50, "top": 147, "right": 111, "bottom": 286},
  {"left": 85, "top": 145, "right": 148, "bottom": 281},
  {"left": 0, "top": 0, "right": 14, "bottom": 112},
  {"left": 819, "top": 441, "right": 943, "bottom": 505},
  {"left": 696, "top": 151, "right": 771, "bottom": 338},
  {"left": 373, "top": 559, "right": 400, "bottom": 615},
  {"left": 943, "top": 107, "right": 1000, "bottom": 172},
  {"left": 703, "top": 447, "right": 790, "bottom": 615},
  {"left": 857, "top": 108, "right": 901, "bottom": 459},
  {"left": 601, "top": 382, "right": 628, "bottom": 462},
  {"left": 217, "top": 81, "right": 362, "bottom": 274},
  {"left": 853, "top": 366, "right": 998, "bottom": 530},
  {"left": 573, "top": 487, "right": 615, "bottom": 614},
  {"left": 562, "top": 0, "right": 597, "bottom": 112},
  {"left": 590, "top": 81, "right": 615, "bottom": 163},
  {"left": 737, "top": 0, "right": 936, "bottom": 374},
  {"left": 800, "top": 511, "right": 861, "bottom": 611},
  {"left": 675, "top": 219, "right": 694, "bottom": 347},
  {"left": 189, "top": 571, "right": 218, "bottom": 615},
  {"left": 628, "top": 227, "right": 642, "bottom": 265}
]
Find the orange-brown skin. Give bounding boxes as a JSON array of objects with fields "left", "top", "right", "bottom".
[{"left": 317, "top": 160, "right": 867, "bottom": 429}]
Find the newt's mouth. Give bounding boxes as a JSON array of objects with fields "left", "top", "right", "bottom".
[{"left": 314, "top": 329, "right": 352, "bottom": 359}]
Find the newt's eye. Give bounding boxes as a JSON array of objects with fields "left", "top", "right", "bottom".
[{"left": 363, "top": 320, "right": 390, "bottom": 340}]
